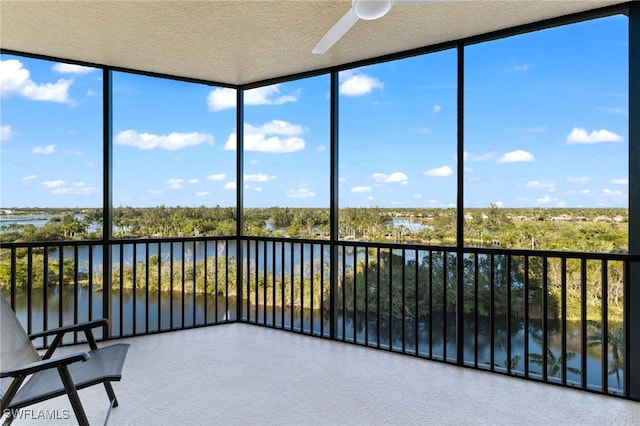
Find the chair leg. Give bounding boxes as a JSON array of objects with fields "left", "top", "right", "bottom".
[
  {"left": 1, "top": 377, "right": 25, "bottom": 426},
  {"left": 57, "top": 365, "right": 89, "bottom": 426},
  {"left": 2, "top": 411, "right": 15, "bottom": 426},
  {"left": 103, "top": 382, "right": 119, "bottom": 408}
]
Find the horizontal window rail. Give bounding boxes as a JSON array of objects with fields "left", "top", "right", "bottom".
[{"left": 1, "top": 237, "right": 637, "bottom": 399}]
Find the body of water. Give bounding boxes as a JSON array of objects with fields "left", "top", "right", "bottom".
[
  {"left": 3, "top": 285, "right": 623, "bottom": 394},
  {"left": 1, "top": 214, "right": 101, "bottom": 233}
]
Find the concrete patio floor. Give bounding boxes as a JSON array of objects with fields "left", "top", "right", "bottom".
[{"left": 6, "top": 323, "right": 640, "bottom": 425}]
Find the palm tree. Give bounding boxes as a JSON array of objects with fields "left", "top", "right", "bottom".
[
  {"left": 494, "top": 354, "right": 521, "bottom": 371},
  {"left": 530, "top": 341, "right": 581, "bottom": 378},
  {"left": 488, "top": 336, "right": 523, "bottom": 371},
  {"left": 587, "top": 323, "right": 624, "bottom": 388}
]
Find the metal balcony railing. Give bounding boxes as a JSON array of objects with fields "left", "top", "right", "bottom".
[{"left": 1, "top": 236, "right": 637, "bottom": 400}]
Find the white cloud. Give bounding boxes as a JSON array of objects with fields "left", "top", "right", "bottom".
[
  {"left": 286, "top": 188, "right": 316, "bottom": 198},
  {"left": 351, "top": 186, "right": 372, "bottom": 193},
  {"left": 1, "top": 59, "right": 72, "bottom": 103},
  {"left": 207, "top": 84, "right": 298, "bottom": 111},
  {"left": 246, "top": 85, "right": 299, "bottom": 106},
  {"left": 115, "top": 129, "right": 213, "bottom": 150},
  {"left": 22, "top": 175, "right": 37, "bottom": 182},
  {"left": 196, "top": 191, "right": 209, "bottom": 197},
  {"left": 0, "top": 125, "right": 13, "bottom": 141},
  {"left": 244, "top": 173, "right": 273, "bottom": 182},
  {"left": 432, "top": 105, "right": 442, "bottom": 113},
  {"left": 249, "top": 120, "right": 304, "bottom": 136},
  {"left": 207, "top": 173, "right": 227, "bottom": 181},
  {"left": 339, "top": 72, "right": 383, "bottom": 96},
  {"left": 581, "top": 189, "right": 592, "bottom": 195},
  {"left": 224, "top": 120, "right": 305, "bottom": 153},
  {"left": 536, "top": 195, "right": 552, "bottom": 204},
  {"left": 423, "top": 166, "right": 453, "bottom": 177},
  {"left": 163, "top": 178, "right": 197, "bottom": 189},
  {"left": 226, "top": 134, "right": 304, "bottom": 153},
  {"left": 505, "top": 64, "right": 529, "bottom": 72},
  {"left": 417, "top": 127, "right": 431, "bottom": 135},
  {"left": 464, "top": 151, "right": 496, "bottom": 162},
  {"left": 224, "top": 181, "right": 236, "bottom": 190},
  {"left": 207, "top": 88, "right": 236, "bottom": 111},
  {"left": 317, "top": 145, "right": 327, "bottom": 152},
  {"left": 52, "top": 63, "right": 96, "bottom": 74},
  {"left": 497, "top": 150, "right": 535, "bottom": 163},
  {"left": 611, "top": 178, "right": 628, "bottom": 185},
  {"left": 51, "top": 182, "right": 98, "bottom": 195},
  {"left": 526, "top": 180, "right": 556, "bottom": 191},
  {"left": 32, "top": 145, "right": 55, "bottom": 155},
  {"left": 42, "top": 180, "right": 65, "bottom": 188},
  {"left": 566, "top": 127, "right": 622, "bottom": 144},
  {"left": 493, "top": 201, "right": 505, "bottom": 208},
  {"left": 601, "top": 189, "right": 627, "bottom": 202},
  {"left": 166, "top": 178, "right": 184, "bottom": 189},
  {"left": 372, "top": 172, "right": 408, "bottom": 184},
  {"left": 567, "top": 176, "right": 591, "bottom": 184}
]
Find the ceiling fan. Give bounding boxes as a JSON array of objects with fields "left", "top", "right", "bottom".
[{"left": 312, "top": 0, "right": 458, "bottom": 54}]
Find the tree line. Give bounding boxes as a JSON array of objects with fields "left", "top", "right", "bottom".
[{"left": 0, "top": 205, "right": 628, "bottom": 253}]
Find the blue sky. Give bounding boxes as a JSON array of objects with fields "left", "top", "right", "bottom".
[{"left": 0, "top": 15, "right": 629, "bottom": 209}]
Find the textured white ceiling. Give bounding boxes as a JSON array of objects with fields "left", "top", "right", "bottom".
[{"left": 0, "top": 0, "right": 629, "bottom": 86}]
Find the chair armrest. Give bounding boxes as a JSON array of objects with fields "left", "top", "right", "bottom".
[
  {"left": 0, "top": 352, "right": 89, "bottom": 378},
  {"left": 28, "top": 319, "right": 108, "bottom": 340},
  {"left": 30, "top": 319, "right": 108, "bottom": 359}
]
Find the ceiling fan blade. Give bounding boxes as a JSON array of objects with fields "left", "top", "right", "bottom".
[
  {"left": 312, "top": 8, "right": 359, "bottom": 54},
  {"left": 394, "top": 0, "right": 464, "bottom": 4}
]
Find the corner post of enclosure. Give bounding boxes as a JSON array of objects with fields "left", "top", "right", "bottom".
[
  {"left": 236, "top": 88, "right": 244, "bottom": 322},
  {"left": 455, "top": 43, "right": 465, "bottom": 365},
  {"left": 330, "top": 70, "right": 340, "bottom": 340},
  {"left": 102, "top": 68, "right": 113, "bottom": 339},
  {"left": 627, "top": 0, "right": 640, "bottom": 401}
]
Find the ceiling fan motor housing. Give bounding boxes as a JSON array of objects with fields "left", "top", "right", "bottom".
[{"left": 353, "top": 0, "right": 394, "bottom": 20}]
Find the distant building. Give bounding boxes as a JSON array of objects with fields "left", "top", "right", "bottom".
[
  {"left": 593, "top": 216, "right": 613, "bottom": 222},
  {"left": 550, "top": 215, "right": 572, "bottom": 222}
]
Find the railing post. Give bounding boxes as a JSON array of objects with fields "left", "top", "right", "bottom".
[
  {"left": 329, "top": 70, "right": 340, "bottom": 340},
  {"left": 236, "top": 88, "right": 244, "bottom": 322},
  {"left": 102, "top": 68, "right": 113, "bottom": 340},
  {"left": 627, "top": 0, "right": 640, "bottom": 400},
  {"left": 455, "top": 42, "right": 465, "bottom": 365}
]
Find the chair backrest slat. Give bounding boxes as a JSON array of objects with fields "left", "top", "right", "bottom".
[{"left": 0, "top": 295, "right": 41, "bottom": 400}]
